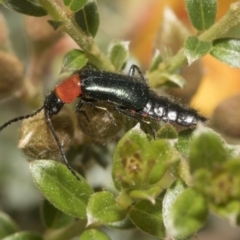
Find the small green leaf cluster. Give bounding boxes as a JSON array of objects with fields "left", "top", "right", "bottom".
[
  {"left": 22, "top": 125, "right": 194, "bottom": 239},
  {"left": 190, "top": 128, "right": 240, "bottom": 222},
  {"left": 148, "top": 0, "right": 240, "bottom": 88},
  {"left": 183, "top": 0, "right": 240, "bottom": 67},
  {"left": 19, "top": 125, "right": 239, "bottom": 240},
  {"left": 1, "top": 0, "right": 240, "bottom": 240}
]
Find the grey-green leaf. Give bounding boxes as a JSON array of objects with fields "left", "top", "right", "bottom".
[
  {"left": 74, "top": 0, "right": 99, "bottom": 37},
  {"left": 175, "top": 129, "right": 194, "bottom": 156},
  {"left": 211, "top": 38, "right": 240, "bottom": 68},
  {"left": 156, "top": 123, "right": 178, "bottom": 139},
  {"left": 30, "top": 160, "right": 94, "bottom": 219},
  {"left": 2, "top": 231, "right": 42, "bottom": 240},
  {"left": 184, "top": 36, "right": 212, "bottom": 64},
  {"left": 185, "top": 0, "right": 217, "bottom": 30},
  {"left": 63, "top": 0, "right": 88, "bottom": 12},
  {"left": 41, "top": 200, "right": 73, "bottom": 229},
  {"left": 189, "top": 127, "right": 228, "bottom": 173},
  {"left": 2, "top": 0, "right": 47, "bottom": 17},
  {"left": 112, "top": 126, "right": 150, "bottom": 190},
  {"left": 129, "top": 199, "right": 165, "bottom": 238},
  {"left": 80, "top": 229, "right": 110, "bottom": 240},
  {"left": 167, "top": 188, "right": 208, "bottom": 239},
  {"left": 61, "top": 49, "right": 87, "bottom": 73},
  {"left": 107, "top": 216, "right": 134, "bottom": 229},
  {"left": 148, "top": 50, "right": 162, "bottom": 72},
  {"left": 0, "top": 212, "right": 18, "bottom": 239},
  {"left": 87, "top": 191, "right": 126, "bottom": 225},
  {"left": 162, "top": 180, "right": 186, "bottom": 231},
  {"left": 109, "top": 41, "right": 129, "bottom": 71},
  {"left": 159, "top": 72, "right": 186, "bottom": 88},
  {"left": 47, "top": 20, "right": 63, "bottom": 31}
]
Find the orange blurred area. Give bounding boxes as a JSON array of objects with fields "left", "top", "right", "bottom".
[
  {"left": 128, "top": 0, "right": 188, "bottom": 68},
  {"left": 128, "top": 0, "right": 240, "bottom": 117},
  {"left": 191, "top": 55, "right": 240, "bottom": 116}
]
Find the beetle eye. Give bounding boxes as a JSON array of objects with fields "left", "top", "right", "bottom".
[{"left": 52, "top": 107, "right": 58, "bottom": 113}]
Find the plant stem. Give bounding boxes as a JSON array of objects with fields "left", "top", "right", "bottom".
[
  {"left": 199, "top": 1, "right": 240, "bottom": 41},
  {"left": 38, "top": 0, "right": 114, "bottom": 71},
  {"left": 116, "top": 190, "right": 133, "bottom": 209},
  {"left": 166, "top": 1, "right": 240, "bottom": 73}
]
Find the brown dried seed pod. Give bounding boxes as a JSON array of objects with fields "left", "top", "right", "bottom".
[
  {"left": 0, "top": 14, "right": 8, "bottom": 47},
  {"left": 76, "top": 102, "right": 123, "bottom": 142},
  {"left": 0, "top": 50, "right": 24, "bottom": 100},
  {"left": 18, "top": 108, "right": 75, "bottom": 159},
  {"left": 211, "top": 94, "right": 240, "bottom": 138},
  {"left": 25, "top": 16, "right": 62, "bottom": 46}
]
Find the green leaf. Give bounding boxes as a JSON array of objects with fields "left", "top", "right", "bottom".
[
  {"left": 156, "top": 123, "right": 178, "bottom": 139},
  {"left": 148, "top": 50, "right": 162, "bottom": 72},
  {"left": 226, "top": 158, "right": 240, "bottom": 180},
  {"left": 74, "top": 0, "right": 99, "bottom": 37},
  {"left": 2, "top": 0, "right": 47, "bottom": 16},
  {"left": 63, "top": 0, "right": 87, "bottom": 12},
  {"left": 87, "top": 191, "right": 126, "bottom": 225},
  {"left": 0, "top": 212, "right": 18, "bottom": 239},
  {"left": 211, "top": 38, "right": 240, "bottom": 68},
  {"left": 185, "top": 0, "right": 217, "bottom": 30},
  {"left": 112, "top": 127, "right": 150, "bottom": 190},
  {"left": 30, "top": 160, "right": 94, "bottom": 219},
  {"left": 211, "top": 172, "right": 240, "bottom": 207},
  {"left": 217, "top": 201, "right": 240, "bottom": 224},
  {"left": 2, "top": 231, "right": 42, "bottom": 240},
  {"left": 109, "top": 41, "right": 129, "bottom": 71},
  {"left": 80, "top": 229, "right": 110, "bottom": 240},
  {"left": 175, "top": 129, "right": 194, "bottom": 156},
  {"left": 129, "top": 199, "right": 165, "bottom": 238},
  {"left": 107, "top": 216, "right": 135, "bottom": 229},
  {"left": 184, "top": 36, "right": 212, "bottom": 64},
  {"left": 192, "top": 169, "right": 211, "bottom": 196},
  {"left": 160, "top": 72, "right": 186, "bottom": 88},
  {"left": 147, "top": 139, "right": 179, "bottom": 185},
  {"left": 166, "top": 188, "right": 208, "bottom": 239},
  {"left": 61, "top": 49, "right": 87, "bottom": 73},
  {"left": 47, "top": 20, "right": 63, "bottom": 31},
  {"left": 162, "top": 181, "right": 186, "bottom": 229},
  {"left": 193, "top": 159, "right": 240, "bottom": 222},
  {"left": 41, "top": 200, "right": 73, "bottom": 229},
  {"left": 173, "top": 158, "right": 192, "bottom": 185},
  {"left": 129, "top": 186, "right": 163, "bottom": 203},
  {"left": 148, "top": 70, "right": 186, "bottom": 88},
  {"left": 212, "top": 159, "right": 240, "bottom": 206},
  {"left": 189, "top": 127, "right": 228, "bottom": 173},
  {"left": 112, "top": 127, "right": 177, "bottom": 190}
]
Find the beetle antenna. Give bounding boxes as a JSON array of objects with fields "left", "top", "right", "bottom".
[
  {"left": 44, "top": 110, "right": 80, "bottom": 181},
  {"left": 0, "top": 106, "right": 44, "bottom": 132}
]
